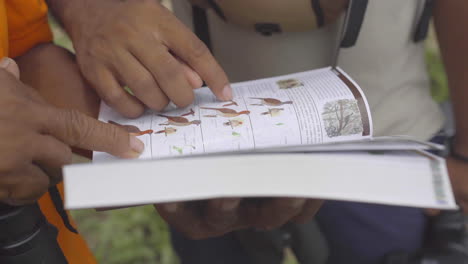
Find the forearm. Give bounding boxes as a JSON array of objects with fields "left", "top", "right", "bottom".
[
  {"left": 434, "top": 1, "right": 468, "bottom": 155},
  {"left": 16, "top": 44, "right": 100, "bottom": 117},
  {"left": 16, "top": 43, "right": 101, "bottom": 158}
]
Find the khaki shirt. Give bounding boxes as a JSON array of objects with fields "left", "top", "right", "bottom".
[{"left": 172, "top": 0, "right": 445, "bottom": 140}]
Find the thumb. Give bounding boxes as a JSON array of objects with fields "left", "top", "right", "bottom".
[
  {"left": 45, "top": 107, "right": 145, "bottom": 159},
  {"left": 0, "top": 57, "right": 20, "bottom": 79}
]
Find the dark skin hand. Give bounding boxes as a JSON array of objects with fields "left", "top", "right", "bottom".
[
  {"left": 45, "top": 0, "right": 324, "bottom": 238},
  {"left": 19, "top": 44, "right": 323, "bottom": 239},
  {"left": 48, "top": 0, "right": 232, "bottom": 118},
  {"left": 434, "top": 0, "right": 468, "bottom": 213},
  {"left": 0, "top": 55, "right": 144, "bottom": 205},
  {"left": 156, "top": 198, "right": 323, "bottom": 239}
]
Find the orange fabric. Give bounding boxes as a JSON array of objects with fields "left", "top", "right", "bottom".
[
  {"left": 0, "top": 0, "right": 8, "bottom": 57},
  {"left": 38, "top": 184, "right": 97, "bottom": 264},
  {"left": 5, "top": 0, "right": 52, "bottom": 58},
  {"left": 0, "top": 1, "right": 96, "bottom": 263}
]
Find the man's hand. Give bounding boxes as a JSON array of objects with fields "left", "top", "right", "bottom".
[
  {"left": 434, "top": 0, "right": 468, "bottom": 212},
  {"left": 447, "top": 156, "right": 468, "bottom": 213},
  {"left": 155, "top": 198, "right": 323, "bottom": 239},
  {"left": 0, "top": 57, "right": 144, "bottom": 205},
  {"left": 50, "top": 0, "right": 232, "bottom": 118}
]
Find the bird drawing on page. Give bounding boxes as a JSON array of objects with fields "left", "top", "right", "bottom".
[
  {"left": 181, "top": 108, "right": 195, "bottom": 117},
  {"left": 108, "top": 120, "right": 154, "bottom": 136},
  {"left": 158, "top": 109, "right": 201, "bottom": 127},
  {"left": 223, "top": 119, "right": 244, "bottom": 129},
  {"left": 223, "top": 101, "right": 239, "bottom": 107},
  {"left": 200, "top": 107, "right": 250, "bottom": 118},
  {"left": 154, "top": 127, "right": 177, "bottom": 136},
  {"left": 250, "top": 98, "right": 293, "bottom": 107},
  {"left": 261, "top": 108, "right": 284, "bottom": 117}
]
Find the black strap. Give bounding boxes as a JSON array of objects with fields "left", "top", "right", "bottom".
[
  {"left": 340, "top": 0, "right": 369, "bottom": 48},
  {"left": 49, "top": 186, "right": 78, "bottom": 234},
  {"left": 192, "top": 6, "right": 212, "bottom": 51},
  {"left": 413, "top": 0, "right": 435, "bottom": 42},
  {"left": 311, "top": 0, "right": 325, "bottom": 28}
]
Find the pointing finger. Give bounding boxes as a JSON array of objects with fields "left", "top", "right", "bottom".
[{"left": 44, "top": 107, "right": 145, "bottom": 159}]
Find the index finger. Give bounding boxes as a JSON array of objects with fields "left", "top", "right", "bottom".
[
  {"left": 164, "top": 19, "right": 232, "bottom": 101},
  {"left": 43, "top": 107, "right": 144, "bottom": 159}
]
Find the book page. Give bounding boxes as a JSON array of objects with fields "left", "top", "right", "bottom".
[
  {"left": 64, "top": 151, "right": 456, "bottom": 210},
  {"left": 95, "top": 67, "right": 372, "bottom": 161}
]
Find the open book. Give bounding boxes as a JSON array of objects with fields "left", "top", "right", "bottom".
[{"left": 63, "top": 67, "right": 457, "bottom": 210}]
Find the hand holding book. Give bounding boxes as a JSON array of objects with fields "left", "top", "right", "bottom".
[{"left": 156, "top": 198, "right": 322, "bottom": 238}]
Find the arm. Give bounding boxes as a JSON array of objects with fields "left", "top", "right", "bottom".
[
  {"left": 434, "top": 0, "right": 468, "bottom": 153},
  {"left": 0, "top": 55, "right": 143, "bottom": 205},
  {"left": 46, "top": 0, "right": 230, "bottom": 118},
  {"left": 434, "top": 0, "right": 468, "bottom": 211},
  {"left": 16, "top": 43, "right": 100, "bottom": 118}
]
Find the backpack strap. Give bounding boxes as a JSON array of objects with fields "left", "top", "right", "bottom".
[
  {"left": 340, "top": 0, "right": 368, "bottom": 48},
  {"left": 413, "top": 0, "right": 435, "bottom": 42},
  {"left": 192, "top": 5, "right": 212, "bottom": 51}
]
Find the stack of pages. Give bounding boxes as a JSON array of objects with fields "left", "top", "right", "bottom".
[{"left": 63, "top": 67, "right": 456, "bottom": 211}]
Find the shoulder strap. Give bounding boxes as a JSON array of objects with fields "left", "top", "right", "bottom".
[
  {"left": 413, "top": 0, "right": 434, "bottom": 42},
  {"left": 192, "top": 5, "right": 212, "bottom": 51},
  {"left": 340, "top": 0, "right": 368, "bottom": 48}
]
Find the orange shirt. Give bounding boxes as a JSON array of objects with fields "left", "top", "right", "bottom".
[
  {"left": 0, "top": 0, "right": 52, "bottom": 58},
  {"left": 0, "top": 1, "right": 96, "bottom": 263}
]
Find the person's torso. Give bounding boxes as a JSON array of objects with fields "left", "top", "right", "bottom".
[{"left": 172, "top": 0, "right": 445, "bottom": 140}]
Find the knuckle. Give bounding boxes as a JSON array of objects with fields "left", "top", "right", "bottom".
[
  {"left": 113, "top": 20, "right": 137, "bottom": 37},
  {"left": 0, "top": 154, "right": 27, "bottom": 175},
  {"left": 188, "top": 38, "right": 210, "bottom": 60},
  {"left": 151, "top": 99, "right": 169, "bottom": 112},
  {"left": 62, "top": 109, "right": 91, "bottom": 146},
  {"left": 103, "top": 89, "right": 126, "bottom": 104},
  {"left": 87, "top": 37, "right": 111, "bottom": 59},
  {"left": 107, "top": 123, "right": 123, "bottom": 142},
  {"left": 131, "top": 74, "right": 155, "bottom": 90},
  {"left": 176, "top": 93, "right": 194, "bottom": 108}
]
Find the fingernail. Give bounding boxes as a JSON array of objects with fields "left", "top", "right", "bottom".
[
  {"left": 0, "top": 57, "right": 11, "bottom": 68},
  {"left": 128, "top": 136, "right": 144, "bottom": 157},
  {"left": 163, "top": 203, "right": 178, "bottom": 213},
  {"left": 221, "top": 198, "right": 240, "bottom": 211},
  {"left": 222, "top": 85, "right": 233, "bottom": 101}
]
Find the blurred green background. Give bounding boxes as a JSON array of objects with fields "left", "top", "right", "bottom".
[{"left": 49, "top": 8, "right": 449, "bottom": 264}]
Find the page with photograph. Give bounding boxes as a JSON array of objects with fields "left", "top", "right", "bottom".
[{"left": 95, "top": 67, "right": 372, "bottom": 161}]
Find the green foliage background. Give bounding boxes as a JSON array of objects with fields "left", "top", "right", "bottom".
[{"left": 51, "top": 16, "right": 449, "bottom": 264}]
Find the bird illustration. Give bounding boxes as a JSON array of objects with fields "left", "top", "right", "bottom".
[
  {"left": 223, "top": 101, "right": 239, "bottom": 107},
  {"left": 250, "top": 97, "right": 293, "bottom": 106},
  {"left": 200, "top": 107, "right": 250, "bottom": 118},
  {"left": 261, "top": 108, "right": 284, "bottom": 117},
  {"left": 108, "top": 120, "right": 154, "bottom": 136},
  {"left": 223, "top": 119, "right": 244, "bottom": 128},
  {"left": 181, "top": 108, "right": 195, "bottom": 117},
  {"left": 155, "top": 127, "right": 177, "bottom": 136},
  {"left": 158, "top": 114, "right": 201, "bottom": 126}
]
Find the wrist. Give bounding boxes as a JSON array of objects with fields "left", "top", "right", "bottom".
[
  {"left": 449, "top": 136, "right": 468, "bottom": 162},
  {"left": 48, "top": 0, "right": 94, "bottom": 43}
]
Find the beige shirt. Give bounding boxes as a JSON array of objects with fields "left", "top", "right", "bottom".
[{"left": 172, "top": 0, "right": 445, "bottom": 140}]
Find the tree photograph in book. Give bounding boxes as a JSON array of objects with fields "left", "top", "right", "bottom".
[{"left": 322, "top": 99, "right": 364, "bottom": 138}]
